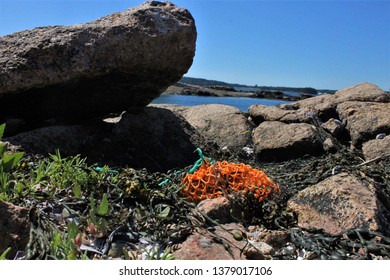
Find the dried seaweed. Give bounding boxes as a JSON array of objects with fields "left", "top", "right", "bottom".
[{"left": 3, "top": 145, "right": 390, "bottom": 260}]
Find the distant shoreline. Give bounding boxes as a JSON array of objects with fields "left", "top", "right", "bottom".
[
  {"left": 180, "top": 77, "right": 337, "bottom": 94},
  {"left": 163, "top": 82, "right": 316, "bottom": 102}
]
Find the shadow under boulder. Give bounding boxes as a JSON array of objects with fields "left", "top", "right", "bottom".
[
  {"left": 4, "top": 124, "right": 105, "bottom": 156},
  {"left": 89, "top": 107, "right": 213, "bottom": 171},
  {"left": 5, "top": 107, "right": 214, "bottom": 172}
]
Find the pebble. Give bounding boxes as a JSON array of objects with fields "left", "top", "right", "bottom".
[
  {"left": 242, "top": 146, "right": 254, "bottom": 156},
  {"left": 376, "top": 133, "right": 386, "bottom": 139}
]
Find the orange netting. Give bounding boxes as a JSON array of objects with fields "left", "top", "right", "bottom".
[{"left": 181, "top": 159, "right": 279, "bottom": 202}]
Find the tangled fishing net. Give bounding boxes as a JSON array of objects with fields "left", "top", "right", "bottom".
[{"left": 181, "top": 149, "right": 279, "bottom": 202}]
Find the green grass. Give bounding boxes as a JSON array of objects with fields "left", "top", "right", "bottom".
[
  {"left": 0, "top": 248, "right": 11, "bottom": 260},
  {"left": 1, "top": 125, "right": 125, "bottom": 259},
  {"left": 0, "top": 139, "right": 192, "bottom": 259}
]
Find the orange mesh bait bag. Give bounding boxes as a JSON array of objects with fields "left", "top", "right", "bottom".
[{"left": 181, "top": 149, "right": 279, "bottom": 202}]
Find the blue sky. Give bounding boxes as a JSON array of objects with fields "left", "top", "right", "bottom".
[{"left": 0, "top": 0, "right": 389, "bottom": 90}]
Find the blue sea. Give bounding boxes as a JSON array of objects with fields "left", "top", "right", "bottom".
[{"left": 151, "top": 95, "right": 291, "bottom": 112}]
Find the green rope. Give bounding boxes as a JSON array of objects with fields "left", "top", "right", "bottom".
[
  {"left": 158, "top": 178, "right": 170, "bottom": 186},
  {"left": 188, "top": 148, "right": 205, "bottom": 174},
  {"left": 187, "top": 148, "right": 215, "bottom": 174},
  {"left": 95, "top": 166, "right": 119, "bottom": 174},
  {"left": 158, "top": 148, "right": 214, "bottom": 187}
]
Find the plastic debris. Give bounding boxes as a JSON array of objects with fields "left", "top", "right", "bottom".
[
  {"left": 242, "top": 146, "right": 254, "bottom": 156},
  {"left": 95, "top": 166, "right": 119, "bottom": 174},
  {"left": 181, "top": 149, "right": 279, "bottom": 202}
]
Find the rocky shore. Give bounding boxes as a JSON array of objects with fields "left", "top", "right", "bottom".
[
  {"left": 1, "top": 1, "right": 389, "bottom": 260},
  {"left": 162, "top": 82, "right": 310, "bottom": 101}
]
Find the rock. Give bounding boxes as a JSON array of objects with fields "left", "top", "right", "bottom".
[
  {"left": 287, "top": 173, "right": 390, "bottom": 236},
  {"left": 252, "top": 121, "right": 324, "bottom": 161},
  {"left": 0, "top": 141, "right": 21, "bottom": 154},
  {"left": 336, "top": 101, "right": 390, "bottom": 147},
  {"left": 362, "top": 135, "right": 390, "bottom": 161},
  {"left": 296, "top": 82, "right": 389, "bottom": 120},
  {"left": 0, "top": 2, "right": 196, "bottom": 122},
  {"left": 152, "top": 104, "right": 254, "bottom": 156},
  {"left": 181, "top": 104, "right": 254, "bottom": 154},
  {"left": 321, "top": 118, "right": 346, "bottom": 140},
  {"left": 248, "top": 104, "right": 311, "bottom": 125},
  {"left": 196, "top": 196, "right": 244, "bottom": 224},
  {"left": 149, "top": 103, "right": 188, "bottom": 114},
  {"left": 322, "top": 137, "right": 338, "bottom": 153},
  {"left": 255, "top": 90, "right": 292, "bottom": 100},
  {"left": 249, "top": 83, "right": 389, "bottom": 125},
  {"left": 246, "top": 226, "right": 290, "bottom": 257},
  {"left": 333, "top": 82, "right": 389, "bottom": 102},
  {"left": 163, "top": 83, "right": 255, "bottom": 98},
  {"left": 0, "top": 200, "right": 30, "bottom": 259},
  {"left": 174, "top": 224, "right": 245, "bottom": 260},
  {"left": 174, "top": 223, "right": 267, "bottom": 260},
  {"left": 249, "top": 83, "right": 389, "bottom": 157},
  {"left": 246, "top": 241, "right": 274, "bottom": 259},
  {"left": 253, "top": 229, "right": 289, "bottom": 250}
]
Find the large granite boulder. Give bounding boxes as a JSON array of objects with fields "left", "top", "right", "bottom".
[
  {"left": 249, "top": 83, "right": 389, "bottom": 161},
  {"left": 287, "top": 173, "right": 390, "bottom": 236},
  {"left": 252, "top": 121, "right": 324, "bottom": 161},
  {"left": 0, "top": 1, "right": 196, "bottom": 122},
  {"left": 362, "top": 135, "right": 390, "bottom": 161},
  {"left": 249, "top": 82, "right": 389, "bottom": 125},
  {"left": 337, "top": 101, "right": 390, "bottom": 147},
  {"left": 321, "top": 118, "right": 347, "bottom": 140},
  {"left": 181, "top": 104, "right": 254, "bottom": 153},
  {"left": 151, "top": 104, "right": 254, "bottom": 156},
  {"left": 248, "top": 104, "right": 312, "bottom": 125},
  {"left": 295, "top": 82, "right": 389, "bottom": 120}
]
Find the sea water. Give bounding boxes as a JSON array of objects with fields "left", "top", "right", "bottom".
[{"left": 151, "top": 95, "right": 291, "bottom": 112}]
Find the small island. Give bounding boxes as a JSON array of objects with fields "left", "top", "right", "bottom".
[{"left": 163, "top": 77, "right": 336, "bottom": 102}]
